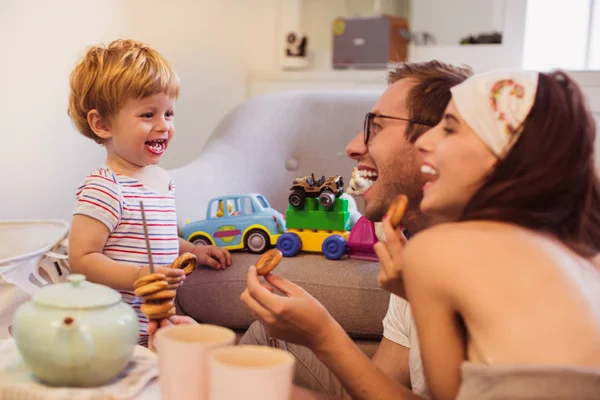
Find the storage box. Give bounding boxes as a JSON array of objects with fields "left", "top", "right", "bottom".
[{"left": 332, "top": 15, "right": 409, "bottom": 69}]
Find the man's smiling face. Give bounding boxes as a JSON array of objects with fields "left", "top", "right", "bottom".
[{"left": 345, "top": 78, "right": 428, "bottom": 229}]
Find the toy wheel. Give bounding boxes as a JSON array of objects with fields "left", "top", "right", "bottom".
[
  {"left": 244, "top": 229, "right": 270, "bottom": 254},
  {"left": 190, "top": 235, "right": 211, "bottom": 246},
  {"left": 322, "top": 235, "right": 347, "bottom": 260},
  {"left": 276, "top": 232, "right": 302, "bottom": 257},
  {"left": 319, "top": 190, "right": 336, "bottom": 208},
  {"left": 289, "top": 190, "right": 305, "bottom": 208}
]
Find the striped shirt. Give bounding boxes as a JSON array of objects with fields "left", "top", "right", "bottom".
[{"left": 74, "top": 166, "right": 179, "bottom": 346}]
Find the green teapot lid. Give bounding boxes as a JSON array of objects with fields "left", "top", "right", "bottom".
[{"left": 33, "top": 274, "right": 121, "bottom": 309}]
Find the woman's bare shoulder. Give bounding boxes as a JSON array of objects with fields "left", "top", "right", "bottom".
[{"left": 403, "top": 221, "right": 538, "bottom": 282}]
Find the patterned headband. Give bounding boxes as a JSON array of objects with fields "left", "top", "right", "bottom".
[{"left": 451, "top": 70, "right": 539, "bottom": 158}]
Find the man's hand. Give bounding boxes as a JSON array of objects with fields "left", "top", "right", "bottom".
[
  {"left": 136, "top": 265, "right": 186, "bottom": 290},
  {"left": 373, "top": 217, "right": 408, "bottom": 298},
  {"left": 192, "top": 245, "right": 232, "bottom": 270},
  {"left": 240, "top": 265, "right": 338, "bottom": 352},
  {"left": 147, "top": 315, "right": 198, "bottom": 351}
]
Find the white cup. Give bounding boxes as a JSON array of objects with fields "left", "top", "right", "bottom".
[
  {"left": 209, "top": 345, "right": 295, "bottom": 400},
  {"left": 155, "top": 324, "right": 236, "bottom": 400}
]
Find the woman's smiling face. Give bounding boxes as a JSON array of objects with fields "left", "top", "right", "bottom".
[{"left": 415, "top": 100, "right": 498, "bottom": 221}]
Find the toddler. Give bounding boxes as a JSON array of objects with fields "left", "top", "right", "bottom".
[{"left": 67, "top": 39, "right": 231, "bottom": 346}]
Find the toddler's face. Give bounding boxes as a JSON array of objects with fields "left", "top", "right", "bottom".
[{"left": 106, "top": 93, "right": 176, "bottom": 168}]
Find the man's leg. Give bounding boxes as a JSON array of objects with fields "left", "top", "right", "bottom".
[{"left": 239, "top": 321, "right": 345, "bottom": 397}]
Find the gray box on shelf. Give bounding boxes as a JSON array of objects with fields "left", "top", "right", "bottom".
[{"left": 332, "top": 15, "right": 409, "bottom": 69}]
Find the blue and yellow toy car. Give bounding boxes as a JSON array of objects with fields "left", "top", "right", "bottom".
[{"left": 181, "top": 193, "right": 286, "bottom": 254}]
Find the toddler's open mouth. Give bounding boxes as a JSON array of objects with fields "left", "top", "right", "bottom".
[{"left": 145, "top": 139, "right": 166, "bottom": 155}]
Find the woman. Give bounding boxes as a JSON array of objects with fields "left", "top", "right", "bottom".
[{"left": 377, "top": 70, "right": 600, "bottom": 399}]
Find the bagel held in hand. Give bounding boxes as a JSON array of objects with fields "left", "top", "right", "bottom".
[
  {"left": 170, "top": 252, "right": 198, "bottom": 275},
  {"left": 256, "top": 249, "right": 283, "bottom": 276},
  {"left": 387, "top": 194, "right": 409, "bottom": 230},
  {"left": 374, "top": 194, "right": 410, "bottom": 298},
  {"left": 134, "top": 253, "right": 197, "bottom": 320},
  {"left": 134, "top": 272, "right": 177, "bottom": 320}
]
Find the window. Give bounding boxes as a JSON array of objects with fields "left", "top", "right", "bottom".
[
  {"left": 242, "top": 197, "right": 255, "bottom": 215},
  {"left": 522, "top": 0, "right": 599, "bottom": 70},
  {"left": 256, "top": 195, "right": 269, "bottom": 209}
]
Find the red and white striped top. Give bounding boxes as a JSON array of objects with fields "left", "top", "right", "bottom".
[{"left": 73, "top": 166, "right": 179, "bottom": 346}]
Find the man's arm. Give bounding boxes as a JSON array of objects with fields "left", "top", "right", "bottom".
[
  {"left": 337, "top": 339, "right": 410, "bottom": 400},
  {"left": 314, "top": 324, "right": 421, "bottom": 400},
  {"left": 372, "top": 338, "right": 412, "bottom": 388},
  {"left": 241, "top": 267, "right": 422, "bottom": 400}
]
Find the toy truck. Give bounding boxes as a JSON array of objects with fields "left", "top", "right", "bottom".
[
  {"left": 288, "top": 173, "right": 344, "bottom": 209},
  {"left": 276, "top": 192, "right": 352, "bottom": 260}
]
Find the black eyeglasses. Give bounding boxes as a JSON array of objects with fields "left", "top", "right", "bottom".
[{"left": 363, "top": 112, "right": 434, "bottom": 144}]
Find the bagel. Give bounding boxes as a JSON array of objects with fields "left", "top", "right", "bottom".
[
  {"left": 171, "top": 252, "right": 198, "bottom": 275},
  {"left": 145, "top": 308, "right": 176, "bottom": 320},
  {"left": 256, "top": 249, "right": 283, "bottom": 276},
  {"left": 143, "top": 289, "right": 177, "bottom": 302},
  {"left": 387, "top": 194, "right": 408, "bottom": 230},
  {"left": 134, "top": 279, "right": 169, "bottom": 297},
  {"left": 141, "top": 300, "right": 175, "bottom": 316},
  {"left": 133, "top": 273, "right": 166, "bottom": 289}
]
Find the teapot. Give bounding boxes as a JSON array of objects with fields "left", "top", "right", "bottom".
[{"left": 12, "top": 274, "right": 139, "bottom": 387}]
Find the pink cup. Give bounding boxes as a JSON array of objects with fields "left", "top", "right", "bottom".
[
  {"left": 208, "top": 345, "right": 296, "bottom": 400},
  {"left": 155, "top": 324, "right": 236, "bottom": 400}
]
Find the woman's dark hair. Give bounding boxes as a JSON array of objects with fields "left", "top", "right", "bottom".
[{"left": 460, "top": 71, "right": 600, "bottom": 257}]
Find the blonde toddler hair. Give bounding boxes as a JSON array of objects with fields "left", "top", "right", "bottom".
[{"left": 68, "top": 39, "right": 180, "bottom": 144}]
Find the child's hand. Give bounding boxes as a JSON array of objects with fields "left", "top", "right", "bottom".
[
  {"left": 137, "top": 265, "right": 186, "bottom": 290},
  {"left": 373, "top": 216, "right": 408, "bottom": 298},
  {"left": 191, "top": 245, "right": 232, "bottom": 270}
]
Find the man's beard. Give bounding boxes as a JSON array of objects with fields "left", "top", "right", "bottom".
[{"left": 364, "top": 175, "right": 430, "bottom": 233}]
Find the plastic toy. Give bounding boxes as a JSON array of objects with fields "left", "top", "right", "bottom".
[
  {"left": 216, "top": 200, "right": 235, "bottom": 217},
  {"left": 277, "top": 194, "right": 352, "bottom": 260},
  {"left": 347, "top": 216, "right": 379, "bottom": 261},
  {"left": 181, "top": 194, "right": 286, "bottom": 254},
  {"left": 289, "top": 173, "right": 344, "bottom": 208},
  {"left": 277, "top": 174, "right": 381, "bottom": 261}
]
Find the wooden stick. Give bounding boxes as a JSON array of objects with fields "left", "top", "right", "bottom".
[{"left": 140, "top": 201, "right": 155, "bottom": 274}]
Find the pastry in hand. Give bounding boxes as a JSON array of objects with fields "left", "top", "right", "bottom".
[
  {"left": 134, "top": 273, "right": 176, "bottom": 320},
  {"left": 256, "top": 249, "right": 283, "bottom": 276},
  {"left": 386, "top": 194, "right": 408, "bottom": 230},
  {"left": 171, "top": 252, "right": 198, "bottom": 275}
]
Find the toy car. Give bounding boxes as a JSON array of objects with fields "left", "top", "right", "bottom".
[
  {"left": 288, "top": 173, "right": 344, "bottom": 208},
  {"left": 181, "top": 194, "right": 286, "bottom": 254}
]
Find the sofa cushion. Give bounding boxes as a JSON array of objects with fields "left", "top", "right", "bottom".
[{"left": 175, "top": 252, "right": 390, "bottom": 339}]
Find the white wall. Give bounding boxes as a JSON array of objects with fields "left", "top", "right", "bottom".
[
  {"left": 0, "top": 0, "right": 280, "bottom": 221},
  {"left": 119, "top": 0, "right": 280, "bottom": 169},
  {"left": 0, "top": 0, "right": 122, "bottom": 221}
]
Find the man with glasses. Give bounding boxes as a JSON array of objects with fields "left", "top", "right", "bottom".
[{"left": 238, "top": 61, "right": 472, "bottom": 400}]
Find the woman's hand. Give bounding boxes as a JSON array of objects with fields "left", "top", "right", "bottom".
[{"left": 374, "top": 216, "right": 409, "bottom": 298}]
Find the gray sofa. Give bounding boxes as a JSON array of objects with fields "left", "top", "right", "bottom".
[{"left": 169, "top": 90, "right": 390, "bottom": 356}]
